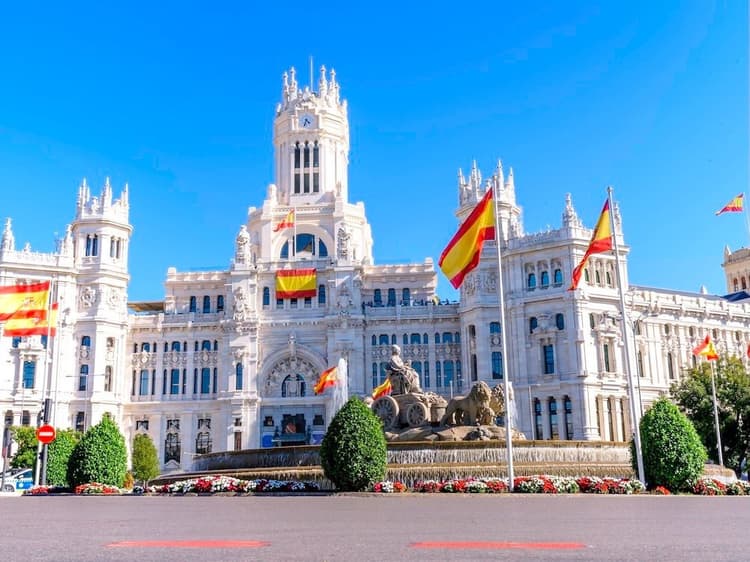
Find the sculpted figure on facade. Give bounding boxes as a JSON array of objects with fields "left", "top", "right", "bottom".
[
  {"left": 235, "top": 225, "right": 251, "bottom": 264},
  {"left": 80, "top": 286, "right": 96, "bottom": 308},
  {"left": 233, "top": 286, "right": 248, "bottom": 322},
  {"left": 337, "top": 227, "right": 350, "bottom": 260}
]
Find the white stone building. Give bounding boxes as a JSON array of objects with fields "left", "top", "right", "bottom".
[{"left": 2, "top": 65, "right": 750, "bottom": 471}]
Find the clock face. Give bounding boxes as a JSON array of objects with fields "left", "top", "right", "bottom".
[{"left": 299, "top": 113, "right": 314, "bottom": 129}]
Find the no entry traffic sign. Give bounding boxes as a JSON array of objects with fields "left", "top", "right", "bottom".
[{"left": 36, "top": 424, "right": 56, "bottom": 445}]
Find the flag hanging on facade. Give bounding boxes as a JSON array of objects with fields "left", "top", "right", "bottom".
[
  {"left": 314, "top": 366, "right": 338, "bottom": 395},
  {"left": 746, "top": 342, "right": 750, "bottom": 359},
  {"left": 372, "top": 377, "right": 392, "bottom": 400},
  {"left": 438, "top": 188, "right": 495, "bottom": 289},
  {"left": 273, "top": 209, "right": 295, "bottom": 232},
  {"left": 3, "top": 303, "right": 58, "bottom": 337},
  {"left": 275, "top": 269, "right": 316, "bottom": 298},
  {"left": 692, "top": 335, "right": 719, "bottom": 361},
  {"left": 0, "top": 281, "right": 50, "bottom": 321},
  {"left": 569, "top": 200, "right": 613, "bottom": 290},
  {"left": 715, "top": 194, "right": 744, "bottom": 216}
]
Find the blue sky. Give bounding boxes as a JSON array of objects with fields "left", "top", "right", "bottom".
[{"left": 0, "top": 2, "right": 746, "bottom": 302}]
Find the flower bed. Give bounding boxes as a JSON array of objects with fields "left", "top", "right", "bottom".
[
  {"left": 146, "top": 475, "right": 321, "bottom": 495},
  {"left": 75, "top": 483, "right": 122, "bottom": 495}
]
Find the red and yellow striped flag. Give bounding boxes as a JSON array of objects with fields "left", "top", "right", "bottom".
[
  {"left": 0, "top": 281, "right": 50, "bottom": 321},
  {"left": 716, "top": 194, "right": 744, "bottom": 216},
  {"left": 314, "top": 366, "right": 338, "bottom": 395},
  {"left": 273, "top": 209, "right": 295, "bottom": 232},
  {"left": 692, "top": 335, "right": 718, "bottom": 361},
  {"left": 569, "top": 200, "right": 613, "bottom": 290},
  {"left": 276, "top": 269, "right": 316, "bottom": 298},
  {"left": 438, "top": 188, "right": 495, "bottom": 289},
  {"left": 372, "top": 377, "right": 392, "bottom": 400},
  {"left": 4, "top": 303, "right": 58, "bottom": 337}
]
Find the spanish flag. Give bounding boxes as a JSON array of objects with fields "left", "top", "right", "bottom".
[
  {"left": 438, "top": 188, "right": 495, "bottom": 289},
  {"left": 692, "top": 335, "right": 719, "bottom": 361},
  {"left": 4, "top": 303, "right": 58, "bottom": 337},
  {"left": 314, "top": 366, "right": 338, "bottom": 395},
  {"left": 372, "top": 378, "right": 392, "bottom": 400},
  {"left": 569, "top": 200, "right": 613, "bottom": 290},
  {"left": 716, "top": 194, "right": 744, "bottom": 216},
  {"left": 0, "top": 281, "right": 50, "bottom": 321},
  {"left": 273, "top": 209, "right": 295, "bottom": 232},
  {"left": 276, "top": 269, "right": 316, "bottom": 298}
]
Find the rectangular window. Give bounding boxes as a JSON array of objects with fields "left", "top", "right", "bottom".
[
  {"left": 75, "top": 411, "right": 85, "bottom": 433},
  {"left": 170, "top": 369, "right": 180, "bottom": 395},
  {"left": 303, "top": 174, "right": 310, "bottom": 193},
  {"left": 22, "top": 361, "right": 35, "bottom": 389},
  {"left": 491, "top": 352, "right": 503, "bottom": 380},
  {"left": 234, "top": 431, "right": 242, "bottom": 451},
  {"left": 549, "top": 399, "right": 559, "bottom": 439},
  {"left": 139, "top": 370, "right": 149, "bottom": 396},
  {"left": 200, "top": 368, "right": 211, "bottom": 394},
  {"left": 104, "top": 366, "right": 112, "bottom": 392},
  {"left": 313, "top": 172, "right": 319, "bottom": 193},
  {"left": 294, "top": 173, "right": 301, "bottom": 194},
  {"left": 603, "top": 343, "right": 611, "bottom": 372},
  {"left": 543, "top": 345, "right": 555, "bottom": 375}
]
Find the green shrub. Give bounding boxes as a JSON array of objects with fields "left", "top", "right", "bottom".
[
  {"left": 320, "top": 397, "right": 387, "bottom": 491},
  {"left": 46, "top": 429, "right": 81, "bottom": 486},
  {"left": 67, "top": 416, "right": 128, "bottom": 487},
  {"left": 9, "top": 426, "right": 38, "bottom": 470},
  {"left": 131, "top": 433, "right": 160, "bottom": 486},
  {"left": 634, "top": 397, "right": 707, "bottom": 491}
]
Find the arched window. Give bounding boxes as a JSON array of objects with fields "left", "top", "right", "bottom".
[
  {"left": 391, "top": 334, "right": 397, "bottom": 345},
  {"left": 281, "top": 374, "right": 306, "bottom": 397},
  {"left": 490, "top": 322, "right": 501, "bottom": 334},
  {"left": 213, "top": 340, "right": 218, "bottom": 351},
  {"left": 379, "top": 334, "right": 389, "bottom": 345},
  {"left": 742, "top": 278, "right": 747, "bottom": 290},
  {"left": 455, "top": 332, "right": 460, "bottom": 343},
  {"left": 164, "top": 432, "right": 181, "bottom": 463},
  {"left": 584, "top": 269, "right": 590, "bottom": 282},
  {"left": 410, "top": 333, "right": 421, "bottom": 344},
  {"left": 141, "top": 342, "right": 150, "bottom": 352},
  {"left": 595, "top": 271, "right": 601, "bottom": 284},
  {"left": 202, "top": 295, "right": 211, "bottom": 313},
  {"left": 423, "top": 333, "right": 428, "bottom": 344},
  {"left": 171, "top": 341, "right": 181, "bottom": 351},
  {"left": 527, "top": 273, "right": 536, "bottom": 289},
  {"left": 235, "top": 363, "right": 243, "bottom": 391},
  {"left": 734, "top": 278, "right": 739, "bottom": 291},
  {"left": 138, "top": 368, "right": 149, "bottom": 395},
  {"left": 605, "top": 272, "right": 612, "bottom": 287},
  {"left": 371, "top": 335, "right": 377, "bottom": 346},
  {"left": 373, "top": 289, "right": 382, "bottom": 306},
  {"left": 667, "top": 353, "right": 674, "bottom": 380},
  {"left": 402, "top": 288, "right": 410, "bottom": 305},
  {"left": 318, "top": 240, "right": 328, "bottom": 257},
  {"left": 318, "top": 284, "right": 326, "bottom": 305},
  {"left": 555, "top": 313, "right": 565, "bottom": 330},
  {"left": 492, "top": 352, "right": 503, "bottom": 380},
  {"left": 189, "top": 296, "right": 197, "bottom": 313},
  {"left": 201, "top": 340, "right": 211, "bottom": 351},
  {"left": 263, "top": 287, "right": 270, "bottom": 306},
  {"left": 540, "top": 271, "right": 550, "bottom": 288},
  {"left": 81, "top": 336, "right": 91, "bottom": 347},
  {"left": 543, "top": 344, "right": 555, "bottom": 374},
  {"left": 529, "top": 317, "right": 538, "bottom": 334},
  {"left": 434, "top": 332, "right": 441, "bottom": 344},
  {"left": 553, "top": 269, "right": 563, "bottom": 285},
  {"left": 442, "top": 332, "right": 453, "bottom": 343},
  {"left": 217, "top": 295, "right": 225, "bottom": 312}
]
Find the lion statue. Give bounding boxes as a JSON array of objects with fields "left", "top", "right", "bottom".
[
  {"left": 489, "top": 384, "right": 506, "bottom": 418},
  {"left": 440, "top": 381, "right": 493, "bottom": 426}
]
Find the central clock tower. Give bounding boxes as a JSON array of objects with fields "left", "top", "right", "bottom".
[{"left": 273, "top": 66, "right": 350, "bottom": 205}]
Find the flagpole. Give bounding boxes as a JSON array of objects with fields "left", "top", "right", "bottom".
[
  {"left": 292, "top": 207, "right": 297, "bottom": 262},
  {"left": 491, "top": 182, "right": 515, "bottom": 491},
  {"left": 709, "top": 360, "right": 724, "bottom": 466},
  {"left": 607, "top": 186, "right": 645, "bottom": 484},
  {"left": 34, "top": 278, "right": 54, "bottom": 486},
  {"left": 743, "top": 192, "right": 750, "bottom": 247}
]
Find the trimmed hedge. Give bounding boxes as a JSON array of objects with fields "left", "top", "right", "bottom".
[
  {"left": 320, "top": 397, "right": 387, "bottom": 491},
  {"left": 67, "top": 416, "right": 128, "bottom": 487}
]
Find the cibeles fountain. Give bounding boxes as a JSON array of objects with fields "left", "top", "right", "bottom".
[{"left": 191, "top": 350, "right": 632, "bottom": 487}]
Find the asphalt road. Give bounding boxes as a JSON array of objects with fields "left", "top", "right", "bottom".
[{"left": 2, "top": 494, "right": 749, "bottom": 561}]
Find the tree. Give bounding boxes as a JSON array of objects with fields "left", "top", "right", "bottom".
[
  {"left": 635, "top": 397, "right": 706, "bottom": 491},
  {"left": 67, "top": 416, "right": 128, "bottom": 487},
  {"left": 9, "top": 426, "right": 37, "bottom": 470},
  {"left": 320, "top": 397, "right": 387, "bottom": 491},
  {"left": 131, "top": 433, "right": 160, "bottom": 486},
  {"left": 46, "top": 429, "right": 81, "bottom": 487},
  {"left": 671, "top": 356, "right": 750, "bottom": 476}
]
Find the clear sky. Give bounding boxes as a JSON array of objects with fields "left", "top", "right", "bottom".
[{"left": 0, "top": 2, "right": 746, "bottom": 302}]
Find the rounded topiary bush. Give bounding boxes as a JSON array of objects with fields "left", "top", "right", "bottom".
[
  {"left": 634, "top": 397, "right": 707, "bottom": 491},
  {"left": 67, "top": 416, "right": 128, "bottom": 488},
  {"left": 46, "top": 429, "right": 81, "bottom": 487},
  {"left": 320, "top": 396, "right": 387, "bottom": 491}
]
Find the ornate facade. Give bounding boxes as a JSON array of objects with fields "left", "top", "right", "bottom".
[{"left": 2, "top": 65, "right": 750, "bottom": 472}]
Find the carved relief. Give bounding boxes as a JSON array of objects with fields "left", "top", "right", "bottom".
[
  {"left": 262, "top": 357, "right": 317, "bottom": 398},
  {"left": 80, "top": 287, "right": 96, "bottom": 308},
  {"left": 337, "top": 227, "right": 351, "bottom": 259},
  {"left": 233, "top": 287, "right": 249, "bottom": 322}
]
